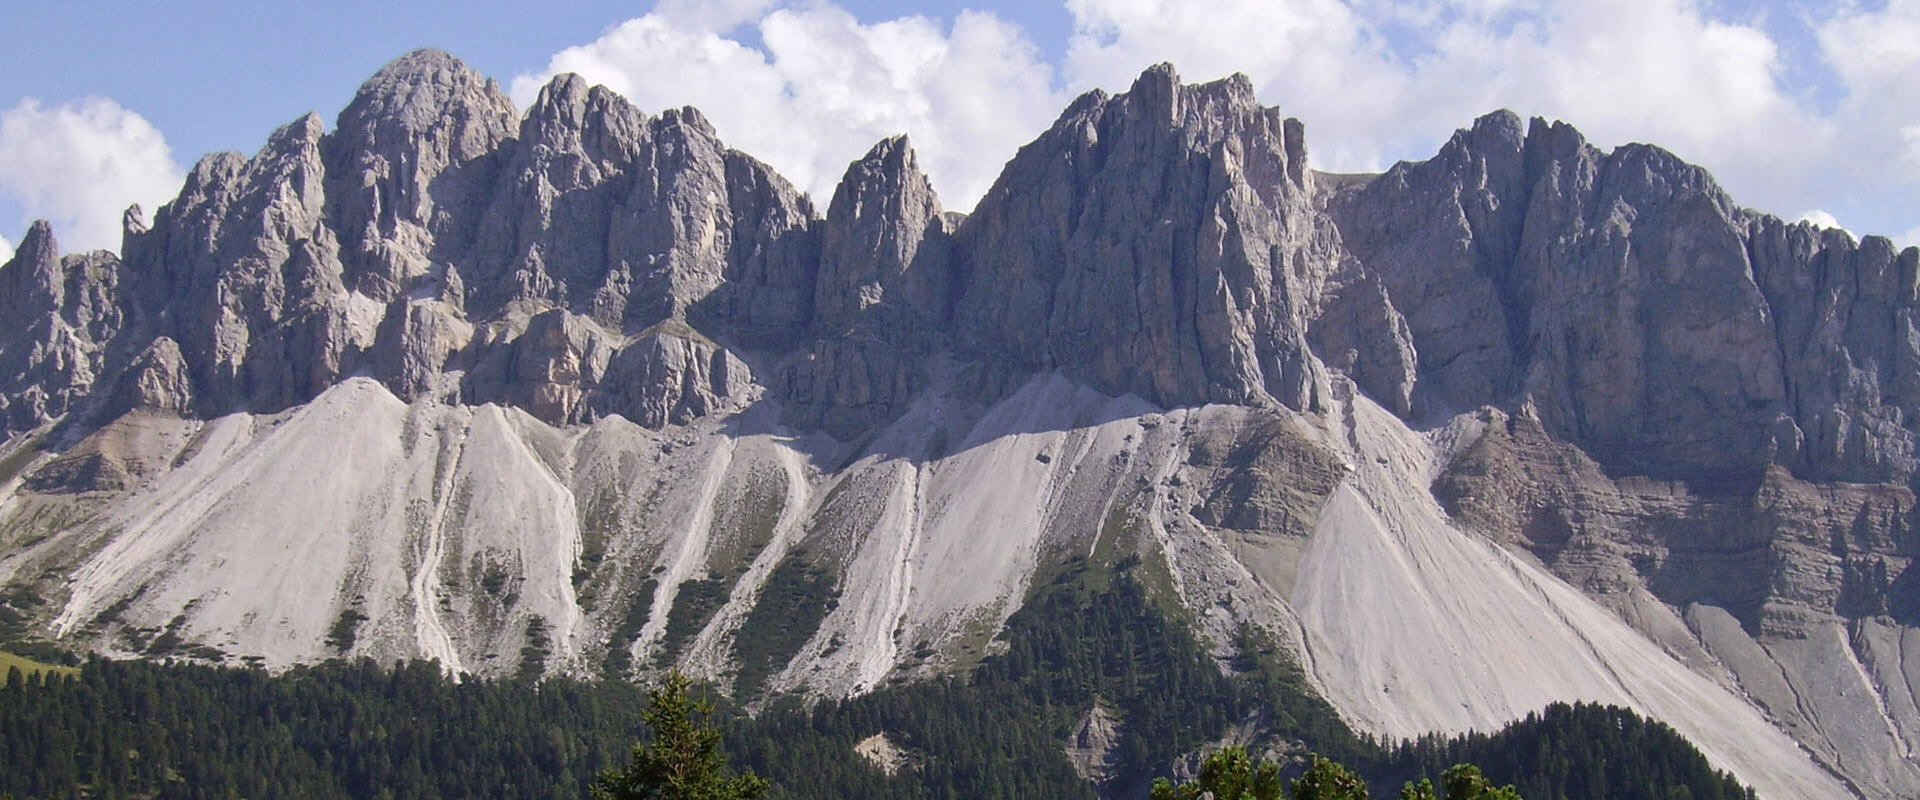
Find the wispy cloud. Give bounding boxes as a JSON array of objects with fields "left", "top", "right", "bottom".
[
  {"left": 1796, "top": 209, "right": 1850, "bottom": 235},
  {"left": 512, "top": 5, "right": 1066, "bottom": 210},
  {"left": 0, "top": 97, "right": 183, "bottom": 253},
  {"left": 1065, "top": 0, "right": 1827, "bottom": 223},
  {"left": 512, "top": 0, "right": 1920, "bottom": 243}
]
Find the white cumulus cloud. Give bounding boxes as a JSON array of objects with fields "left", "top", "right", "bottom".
[
  {"left": 1819, "top": 0, "right": 1920, "bottom": 165},
  {"left": 651, "top": 0, "right": 780, "bottom": 33},
  {"left": 1817, "top": 0, "right": 1920, "bottom": 243},
  {"left": 1064, "top": 0, "right": 1824, "bottom": 216},
  {"left": 0, "top": 233, "right": 11, "bottom": 264},
  {"left": 512, "top": 4, "right": 1066, "bottom": 211},
  {"left": 507, "top": 0, "right": 1920, "bottom": 241},
  {"left": 1797, "top": 209, "right": 1850, "bottom": 235},
  {"left": 0, "top": 97, "right": 184, "bottom": 254}
]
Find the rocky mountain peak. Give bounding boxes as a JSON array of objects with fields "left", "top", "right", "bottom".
[
  {"left": 531, "top": 71, "right": 591, "bottom": 109},
  {"left": 656, "top": 105, "right": 718, "bottom": 141},
  {"left": 15, "top": 218, "right": 56, "bottom": 254},
  {"left": 814, "top": 134, "right": 944, "bottom": 332},
  {"left": 1123, "top": 62, "right": 1260, "bottom": 125},
  {"left": 275, "top": 111, "right": 327, "bottom": 149},
  {"left": 327, "top": 48, "right": 517, "bottom": 300},
  {"left": 1123, "top": 61, "right": 1183, "bottom": 116},
  {"left": 4, "top": 220, "right": 62, "bottom": 314},
  {"left": 0, "top": 219, "right": 125, "bottom": 432},
  {"left": 524, "top": 74, "right": 593, "bottom": 133},
  {"left": 1454, "top": 109, "right": 1526, "bottom": 157},
  {"left": 857, "top": 133, "right": 916, "bottom": 175},
  {"left": 335, "top": 49, "right": 513, "bottom": 143},
  {"left": 1330, "top": 107, "right": 1920, "bottom": 485},
  {"left": 520, "top": 73, "right": 647, "bottom": 163},
  {"left": 953, "top": 63, "right": 1327, "bottom": 412}
]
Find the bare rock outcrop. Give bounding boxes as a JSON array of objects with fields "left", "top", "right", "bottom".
[
  {"left": 370, "top": 294, "right": 472, "bottom": 400},
  {"left": 1331, "top": 112, "right": 1920, "bottom": 484},
  {"left": 1187, "top": 411, "right": 1348, "bottom": 536},
  {"left": 126, "top": 112, "right": 368, "bottom": 416},
  {"left": 602, "top": 325, "right": 752, "bottom": 428},
  {"left": 461, "top": 310, "right": 749, "bottom": 428},
  {"left": 325, "top": 48, "right": 518, "bottom": 301},
  {"left": 108, "top": 337, "right": 193, "bottom": 415},
  {"left": 814, "top": 135, "right": 951, "bottom": 333},
  {"left": 783, "top": 136, "right": 955, "bottom": 438},
  {"left": 466, "top": 74, "right": 818, "bottom": 343},
  {"left": 0, "top": 222, "right": 125, "bottom": 432},
  {"left": 953, "top": 64, "right": 1335, "bottom": 413},
  {"left": 97, "top": 53, "right": 820, "bottom": 430}
]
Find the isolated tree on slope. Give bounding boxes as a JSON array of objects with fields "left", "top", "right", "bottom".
[
  {"left": 1292, "top": 755, "right": 1371, "bottom": 800},
  {"left": 1151, "top": 746, "right": 1286, "bottom": 800},
  {"left": 593, "top": 670, "right": 767, "bottom": 800},
  {"left": 1401, "top": 764, "right": 1523, "bottom": 800}
]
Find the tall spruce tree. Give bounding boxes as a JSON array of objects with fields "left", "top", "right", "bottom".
[{"left": 593, "top": 670, "right": 767, "bottom": 800}]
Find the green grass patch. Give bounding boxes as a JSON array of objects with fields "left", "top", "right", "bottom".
[
  {"left": 0, "top": 649, "right": 77, "bottom": 682},
  {"left": 708, "top": 471, "right": 786, "bottom": 575}
]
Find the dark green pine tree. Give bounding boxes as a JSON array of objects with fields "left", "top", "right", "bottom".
[
  {"left": 1438, "top": 764, "right": 1522, "bottom": 800},
  {"left": 593, "top": 670, "right": 768, "bottom": 800},
  {"left": 1291, "top": 755, "right": 1372, "bottom": 800},
  {"left": 1149, "top": 746, "right": 1284, "bottom": 800}
]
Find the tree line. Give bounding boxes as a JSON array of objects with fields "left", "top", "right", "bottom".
[{"left": 0, "top": 552, "right": 1753, "bottom": 799}]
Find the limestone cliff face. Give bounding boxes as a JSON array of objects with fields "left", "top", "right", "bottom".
[
  {"left": 781, "top": 135, "right": 954, "bottom": 438},
  {"left": 104, "top": 51, "right": 813, "bottom": 429},
  {"left": 325, "top": 48, "right": 518, "bottom": 302},
  {"left": 954, "top": 64, "right": 1334, "bottom": 413},
  {"left": 1330, "top": 111, "right": 1920, "bottom": 485},
  {"left": 464, "top": 73, "right": 818, "bottom": 340},
  {"left": 124, "top": 111, "right": 360, "bottom": 416},
  {"left": 0, "top": 222, "right": 125, "bottom": 433},
  {"left": 814, "top": 135, "right": 949, "bottom": 333},
  {"left": 1327, "top": 105, "right": 1920, "bottom": 623}
]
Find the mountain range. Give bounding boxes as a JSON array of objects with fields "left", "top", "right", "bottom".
[{"left": 0, "top": 49, "right": 1914, "bottom": 799}]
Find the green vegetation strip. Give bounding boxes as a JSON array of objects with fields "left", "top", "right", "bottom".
[
  {"left": 0, "top": 544, "right": 1754, "bottom": 800},
  {"left": 0, "top": 649, "right": 77, "bottom": 682}
]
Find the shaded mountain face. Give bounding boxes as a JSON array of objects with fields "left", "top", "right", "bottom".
[{"left": 0, "top": 50, "right": 1915, "bottom": 798}]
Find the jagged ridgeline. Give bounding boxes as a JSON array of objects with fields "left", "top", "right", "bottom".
[{"left": 0, "top": 48, "right": 1915, "bottom": 798}]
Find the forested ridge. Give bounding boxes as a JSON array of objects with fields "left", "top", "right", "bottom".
[{"left": 0, "top": 554, "right": 1753, "bottom": 799}]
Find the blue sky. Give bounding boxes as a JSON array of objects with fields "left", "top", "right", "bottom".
[{"left": 1, "top": 0, "right": 1916, "bottom": 258}]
